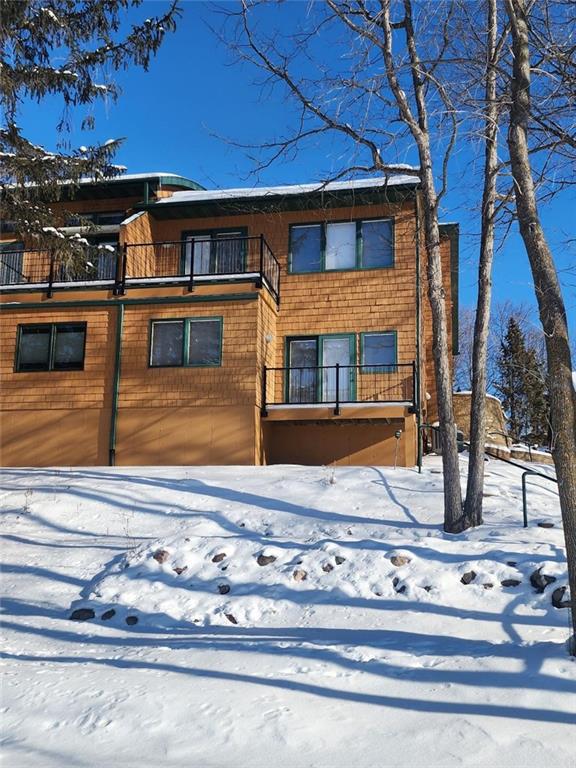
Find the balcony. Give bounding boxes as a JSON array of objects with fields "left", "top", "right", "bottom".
[
  {"left": 0, "top": 235, "right": 281, "bottom": 303},
  {"left": 262, "top": 363, "right": 416, "bottom": 418}
]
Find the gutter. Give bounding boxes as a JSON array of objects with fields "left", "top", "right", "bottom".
[
  {"left": 415, "top": 193, "right": 423, "bottom": 473},
  {"left": 109, "top": 303, "right": 124, "bottom": 466}
]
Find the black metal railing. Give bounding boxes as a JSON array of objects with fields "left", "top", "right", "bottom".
[
  {"left": 123, "top": 235, "right": 280, "bottom": 302},
  {"left": 0, "top": 246, "right": 119, "bottom": 297},
  {"left": 0, "top": 235, "right": 281, "bottom": 303},
  {"left": 262, "top": 362, "right": 416, "bottom": 415}
]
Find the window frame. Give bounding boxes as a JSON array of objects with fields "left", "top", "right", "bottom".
[
  {"left": 148, "top": 316, "right": 223, "bottom": 369},
  {"left": 15, "top": 322, "right": 87, "bottom": 373},
  {"left": 359, "top": 330, "right": 398, "bottom": 374},
  {"left": 284, "top": 332, "right": 357, "bottom": 403},
  {"left": 288, "top": 216, "right": 395, "bottom": 274}
]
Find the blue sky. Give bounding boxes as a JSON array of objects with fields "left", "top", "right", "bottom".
[{"left": 16, "top": 1, "right": 575, "bottom": 336}]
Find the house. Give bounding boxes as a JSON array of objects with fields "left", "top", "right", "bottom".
[{"left": 0, "top": 172, "right": 458, "bottom": 468}]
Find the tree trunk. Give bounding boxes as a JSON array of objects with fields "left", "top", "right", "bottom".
[
  {"left": 420, "top": 167, "right": 464, "bottom": 532},
  {"left": 464, "top": 0, "right": 499, "bottom": 529},
  {"left": 505, "top": 0, "right": 576, "bottom": 650}
]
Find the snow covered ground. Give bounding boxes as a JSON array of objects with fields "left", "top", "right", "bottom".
[{"left": 1, "top": 456, "right": 574, "bottom": 768}]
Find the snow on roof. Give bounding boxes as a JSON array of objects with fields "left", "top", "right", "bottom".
[
  {"left": 453, "top": 391, "right": 503, "bottom": 404},
  {"left": 77, "top": 172, "right": 195, "bottom": 185},
  {"left": 120, "top": 210, "right": 146, "bottom": 226},
  {"left": 155, "top": 174, "right": 420, "bottom": 205}
]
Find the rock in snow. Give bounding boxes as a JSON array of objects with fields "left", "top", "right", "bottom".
[
  {"left": 69, "top": 608, "right": 95, "bottom": 621},
  {"left": 530, "top": 567, "right": 557, "bottom": 593},
  {"left": 257, "top": 554, "right": 277, "bottom": 566},
  {"left": 551, "top": 586, "right": 571, "bottom": 609}
]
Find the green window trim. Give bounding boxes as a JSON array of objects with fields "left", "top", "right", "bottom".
[
  {"left": 288, "top": 216, "right": 395, "bottom": 274},
  {"left": 359, "top": 330, "right": 398, "bottom": 373},
  {"left": 284, "top": 332, "right": 357, "bottom": 402},
  {"left": 15, "top": 322, "right": 87, "bottom": 373},
  {"left": 149, "top": 316, "right": 223, "bottom": 368}
]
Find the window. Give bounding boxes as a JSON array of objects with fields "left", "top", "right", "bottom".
[
  {"left": 150, "top": 318, "right": 222, "bottom": 368},
  {"left": 64, "top": 211, "right": 124, "bottom": 227},
  {"left": 289, "top": 218, "right": 393, "bottom": 273},
  {"left": 290, "top": 225, "right": 322, "bottom": 273},
  {"left": 361, "top": 332, "right": 397, "bottom": 372},
  {"left": 0, "top": 241, "right": 24, "bottom": 285},
  {"left": 16, "top": 323, "right": 87, "bottom": 372}
]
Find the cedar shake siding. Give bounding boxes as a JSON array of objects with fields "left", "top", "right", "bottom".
[{"left": 0, "top": 174, "right": 458, "bottom": 468}]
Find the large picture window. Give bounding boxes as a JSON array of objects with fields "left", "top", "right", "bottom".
[
  {"left": 289, "top": 218, "right": 393, "bottom": 273},
  {"left": 150, "top": 317, "right": 222, "bottom": 368},
  {"left": 16, "top": 323, "right": 87, "bottom": 372}
]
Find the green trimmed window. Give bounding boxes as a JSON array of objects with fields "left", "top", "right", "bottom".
[
  {"left": 361, "top": 331, "right": 397, "bottom": 372},
  {"left": 289, "top": 218, "right": 393, "bottom": 273},
  {"left": 16, "top": 323, "right": 87, "bottom": 372},
  {"left": 150, "top": 317, "right": 222, "bottom": 368}
]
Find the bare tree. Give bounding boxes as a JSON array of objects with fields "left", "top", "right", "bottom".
[
  {"left": 504, "top": 0, "right": 576, "bottom": 650},
  {"left": 464, "top": 0, "right": 502, "bottom": 528},
  {"left": 227, "top": 0, "right": 465, "bottom": 531}
]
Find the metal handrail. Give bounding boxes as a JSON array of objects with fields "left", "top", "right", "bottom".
[
  {"left": 1, "top": 236, "right": 281, "bottom": 303},
  {"left": 521, "top": 469, "right": 558, "bottom": 528},
  {"left": 262, "top": 361, "right": 416, "bottom": 414}
]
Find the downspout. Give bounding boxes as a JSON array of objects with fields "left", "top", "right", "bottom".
[
  {"left": 109, "top": 302, "right": 124, "bottom": 466},
  {"left": 415, "top": 192, "right": 423, "bottom": 473}
]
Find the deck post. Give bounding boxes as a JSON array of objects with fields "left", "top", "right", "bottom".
[
  {"left": 261, "top": 365, "right": 268, "bottom": 417},
  {"left": 334, "top": 364, "right": 341, "bottom": 416},
  {"left": 187, "top": 239, "right": 195, "bottom": 293},
  {"left": 46, "top": 249, "right": 55, "bottom": 298}
]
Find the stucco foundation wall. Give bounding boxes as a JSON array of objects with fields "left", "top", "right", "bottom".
[
  {"left": 0, "top": 408, "right": 109, "bottom": 466},
  {"left": 116, "top": 406, "right": 256, "bottom": 466},
  {"left": 263, "top": 416, "right": 416, "bottom": 467}
]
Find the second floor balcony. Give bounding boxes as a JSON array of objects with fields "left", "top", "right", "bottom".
[{"left": 0, "top": 235, "right": 281, "bottom": 304}]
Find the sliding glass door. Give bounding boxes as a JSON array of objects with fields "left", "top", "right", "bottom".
[
  {"left": 183, "top": 231, "right": 245, "bottom": 276},
  {"left": 320, "top": 335, "right": 354, "bottom": 402},
  {"left": 288, "top": 338, "right": 318, "bottom": 403},
  {"left": 287, "top": 335, "right": 355, "bottom": 404}
]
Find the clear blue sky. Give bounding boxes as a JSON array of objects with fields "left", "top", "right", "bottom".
[{"left": 17, "top": 1, "right": 575, "bottom": 337}]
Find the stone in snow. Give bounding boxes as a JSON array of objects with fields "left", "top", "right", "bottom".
[
  {"left": 257, "top": 554, "right": 276, "bottom": 566},
  {"left": 537, "top": 522, "right": 555, "bottom": 529},
  {"left": 153, "top": 549, "right": 170, "bottom": 564},
  {"left": 101, "top": 609, "right": 116, "bottom": 620},
  {"left": 69, "top": 608, "right": 95, "bottom": 621},
  {"left": 551, "top": 586, "right": 571, "bottom": 609},
  {"left": 501, "top": 579, "right": 522, "bottom": 588},
  {"left": 335, "top": 556, "right": 346, "bottom": 565},
  {"left": 126, "top": 616, "right": 138, "bottom": 626},
  {"left": 225, "top": 613, "right": 238, "bottom": 625},
  {"left": 529, "top": 567, "right": 557, "bottom": 594},
  {"left": 293, "top": 569, "right": 307, "bottom": 582},
  {"left": 212, "top": 553, "right": 227, "bottom": 563},
  {"left": 322, "top": 562, "right": 334, "bottom": 573},
  {"left": 460, "top": 571, "right": 477, "bottom": 585},
  {"left": 173, "top": 566, "right": 187, "bottom": 575},
  {"left": 390, "top": 554, "right": 411, "bottom": 567},
  {"left": 218, "top": 584, "right": 230, "bottom": 595}
]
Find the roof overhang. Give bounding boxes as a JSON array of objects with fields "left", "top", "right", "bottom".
[{"left": 137, "top": 180, "right": 420, "bottom": 220}]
